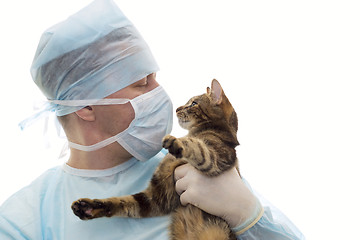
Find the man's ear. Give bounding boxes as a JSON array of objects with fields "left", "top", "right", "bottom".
[{"left": 75, "top": 106, "right": 96, "bottom": 122}]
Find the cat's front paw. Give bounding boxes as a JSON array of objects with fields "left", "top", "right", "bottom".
[
  {"left": 71, "top": 198, "right": 114, "bottom": 220},
  {"left": 162, "top": 135, "right": 183, "bottom": 158}
]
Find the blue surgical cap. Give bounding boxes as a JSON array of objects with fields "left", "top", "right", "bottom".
[{"left": 20, "top": 0, "right": 159, "bottom": 129}]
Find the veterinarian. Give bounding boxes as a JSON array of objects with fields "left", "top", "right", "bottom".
[{"left": 0, "top": 0, "right": 304, "bottom": 239}]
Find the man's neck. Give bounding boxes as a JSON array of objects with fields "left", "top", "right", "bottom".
[{"left": 66, "top": 142, "right": 133, "bottom": 170}]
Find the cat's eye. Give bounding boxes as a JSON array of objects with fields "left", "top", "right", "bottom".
[{"left": 190, "top": 101, "right": 197, "bottom": 107}]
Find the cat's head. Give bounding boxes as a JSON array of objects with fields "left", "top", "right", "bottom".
[{"left": 176, "top": 79, "right": 238, "bottom": 133}]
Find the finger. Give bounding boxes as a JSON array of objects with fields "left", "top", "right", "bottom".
[
  {"left": 174, "top": 163, "right": 191, "bottom": 181},
  {"left": 175, "top": 176, "right": 189, "bottom": 196},
  {"left": 179, "top": 190, "right": 199, "bottom": 208},
  {"left": 179, "top": 191, "right": 189, "bottom": 206}
]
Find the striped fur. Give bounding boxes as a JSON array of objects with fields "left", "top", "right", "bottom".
[{"left": 72, "top": 79, "right": 239, "bottom": 239}]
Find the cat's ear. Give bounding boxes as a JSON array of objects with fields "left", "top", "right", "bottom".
[{"left": 210, "top": 79, "right": 223, "bottom": 105}]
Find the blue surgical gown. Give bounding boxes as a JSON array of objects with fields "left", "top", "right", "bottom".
[{"left": 0, "top": 150, "right": 305, "bottom": 240}]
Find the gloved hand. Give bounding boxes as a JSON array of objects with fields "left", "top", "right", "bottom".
[{"left": 174, "top": 163, "right": 264, "bottom": 235}]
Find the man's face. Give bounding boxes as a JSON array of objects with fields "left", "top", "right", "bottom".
[{"left": 94, "top": 73, "right": 159, "bottom": 137}]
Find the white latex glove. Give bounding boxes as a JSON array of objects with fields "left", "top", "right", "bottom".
[{"left": 174, "top": 163, "right": 264, "bottom": 235}]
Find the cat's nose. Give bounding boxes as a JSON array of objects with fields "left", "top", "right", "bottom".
[{"left": 176, "top": 106, "right": 183, "bottom": 112}]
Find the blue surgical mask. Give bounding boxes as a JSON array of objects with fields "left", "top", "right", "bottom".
[{"left": 66, "top": 86, "right": 173, "bottom": 161}]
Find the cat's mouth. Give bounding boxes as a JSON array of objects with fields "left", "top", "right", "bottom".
[
  {"left": 178, "top": 118, "right": 191, "bottom": 129},
  {"left": 178, "top": 119, "right": 188, "bottom": 123},
  {"left": 178, "top": 118, "right": 188, "bottom": 124}
]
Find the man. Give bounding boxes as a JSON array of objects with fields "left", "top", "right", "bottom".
[{"left": 0, "top": 0, "right": 304, "bottom": 239}]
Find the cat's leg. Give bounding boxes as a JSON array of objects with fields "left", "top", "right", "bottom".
[
  {"left": 71, "top": 155, "right": 184, "bottom": 220},
  {"left": 162, "top": 135, "right": 236, "bottom": 176},
  {"left": 71, "top": 191, "right": 157, "bottom": 220}
]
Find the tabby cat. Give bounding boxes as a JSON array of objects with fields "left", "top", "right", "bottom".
[{"left": 71, "top": 79, "right": 239, "bottom": 240}]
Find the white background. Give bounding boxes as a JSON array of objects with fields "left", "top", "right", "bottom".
[{"left": 0, "top": 1, "right": 359, "bottom": 239}]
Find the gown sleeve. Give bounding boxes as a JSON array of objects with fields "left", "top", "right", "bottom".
[
  {"left": 0, "top": 215, "right": 28, "bottom": 240},
  {"left": 0, "top": 171, "right": 49, "bottom": 240},
  {"left": 235, "top": 179, "right": 306, "bottom": 240}
]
